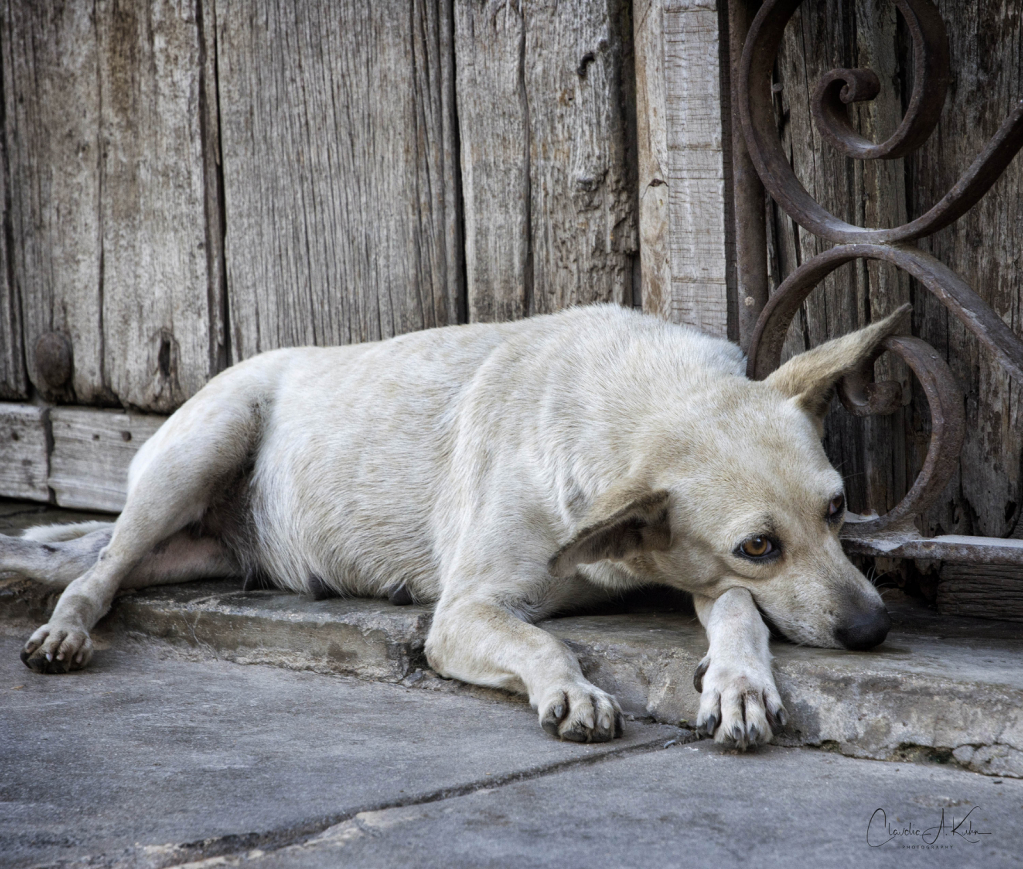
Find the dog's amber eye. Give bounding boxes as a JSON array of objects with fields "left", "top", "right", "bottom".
[
  {"left": 740, "top": 536, "right": 774, "bottom": 558},
  {"left": 828, "top": 494, "right": 845, "bottom": 522}
]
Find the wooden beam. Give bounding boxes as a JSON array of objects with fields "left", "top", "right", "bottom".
[
  {"left": 939, "top": 564, "right": 1023, "bottom": 624},
  {"left": 0, "top": 405, "right": 49, "bottom": 502},
  {"left": 634, "top": 0, "right": 672, "bottom": 321},
  {"left": 49, "top": 408, "right": 165, "bottom": 513}
]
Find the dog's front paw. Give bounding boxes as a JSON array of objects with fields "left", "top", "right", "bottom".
[
  {"left": 693, "top": 654, "right": 786, "bottom": 750},
  {"left": 537, "top": 682, "right": 624, "bottom": 743},
  {"left": 20, "top": 623, "right": 93, "bottom": 674}
]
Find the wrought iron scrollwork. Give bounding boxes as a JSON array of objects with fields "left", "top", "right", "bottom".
[{"left": 737, "top": 0, "right": 1023, "bottom": 554}]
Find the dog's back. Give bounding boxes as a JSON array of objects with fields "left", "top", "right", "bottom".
[{"left": 152, "top": 305, "right": 744, "bottom": 604}]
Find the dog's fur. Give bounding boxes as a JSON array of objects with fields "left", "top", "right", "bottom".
[{"left": 2, "top": 304, "right": 903, "bottom": 747}]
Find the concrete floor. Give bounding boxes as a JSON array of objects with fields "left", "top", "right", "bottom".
[
  {"left": 2, "top": 634, "right": 1021, "bottom": 869},
  {"left": 3, "top": 500, "right": 1023, "bottom": 867}
]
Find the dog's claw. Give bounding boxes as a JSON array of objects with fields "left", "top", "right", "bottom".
[
  {"left": 697, "top": 712, "right": 718, "bottom": 738},
  {"left": 766, "top": 705, "right": 789, "bottom": 731},
  {"left": 541, "top": 691, "right": 569, "bottom": 737},
  {"left": 694, "top": 656, "right": 709, "bottom": 693},
  {"left": 538, "top": 683, "right": 622, "bottom": 743},
  {"left": 696, "top": 654, "right": 782, "bottom": 749}
]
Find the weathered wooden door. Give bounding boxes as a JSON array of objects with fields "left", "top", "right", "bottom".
[
  {"left": 0, "top": 0, "right": 638, "bottom": 506},
  {"left": 2, "top": 0, "right": 1021, "bottom": 618}
]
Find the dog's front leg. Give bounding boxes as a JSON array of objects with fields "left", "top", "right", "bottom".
[
  {"left": 426, "top": 598, "right": 623, "bottom": 742},
  {"left": 692, "top": 587, "right": 787, "bottom": 749}
]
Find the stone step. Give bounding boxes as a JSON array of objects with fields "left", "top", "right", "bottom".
[{"left": 2, "top": 574, "right": 1021, "bottom": 779}]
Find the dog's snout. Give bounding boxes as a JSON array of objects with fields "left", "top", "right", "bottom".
[{"left": 835, "top": 604, "right": 891, "bottom": 651}]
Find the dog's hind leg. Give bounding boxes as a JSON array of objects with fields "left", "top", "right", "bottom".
[{"left": 19, "top": 382, "right": 263, "bottom": 673}]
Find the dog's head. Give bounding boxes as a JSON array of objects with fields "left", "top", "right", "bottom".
[{"left": 550, "top": 308, "right": 911, "bottom": 650}]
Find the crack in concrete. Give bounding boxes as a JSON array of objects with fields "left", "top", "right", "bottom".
[
  {"left": 184, "top": 611, "right": 219, "bottom": 662},
  {"left": 44, "top": 734, "right": 685, "bottom": 869}
]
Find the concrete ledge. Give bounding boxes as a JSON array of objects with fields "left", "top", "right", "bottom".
[
  {"left": 4, "top": 573, "right": 1021, "bottom": 778},
  {"left": 113, "top": 583, "right": 432, "bottom": 682}
]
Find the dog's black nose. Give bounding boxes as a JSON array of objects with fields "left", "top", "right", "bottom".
[{"left": 835, "top": 605, "right": 891, "bottom": 650}]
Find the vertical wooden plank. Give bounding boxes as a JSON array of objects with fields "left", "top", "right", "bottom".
[
  {"left": 98, "top": 1, "right": 226, "bottom": 411},
  {"left": 3, "top": 1, "right": 224, "bottom": 412},
  {"left": 663, "top": 0, "right": 731, "bottom": 337},
  {"left": 635, "top": 0, "right": 672, "bottom": 320},
  {"left": 0, "top": 45, "right": 26, "bottom": 400},
  {"left": 3, "top": 1, "right": 105, "bottom": 405},
  {"left": 909, "top": 0, "right": 1023, "bottom": 540},
  {"left": 454, "top": 1, "right": 530, "bottom": 323},
  {"left": 524, "top": 0, "right": 637, "bottom": 315},
  {"left": 216, "top": 0, "right": 462, "bottom": 356},
  {"left": 0, "top": 405, "right": 49, "bottom": 502},
  {"left": 454, "top": 0, "right": 637, "bottom": 323}
]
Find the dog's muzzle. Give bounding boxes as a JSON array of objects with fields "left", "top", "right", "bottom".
[{"left": 835, "top": 603, "right": 891, "bottom": 651}]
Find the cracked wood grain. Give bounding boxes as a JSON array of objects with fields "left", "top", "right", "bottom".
[
  {"left": 2, "top": 0, "right": 225, "bottom": 411},
  {"left": 215, "top": 0, "right": 463, "bottom": 355},
  {"left": 455, "top": 0, "right": 637, "bottom": 322}
]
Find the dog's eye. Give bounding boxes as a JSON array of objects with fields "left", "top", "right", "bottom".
[
  {"left": 738, "top": 536, "right": 775, "bottom": 559},
  {"left": 827, "top": 494, "right": 845, "bottom": 522}
]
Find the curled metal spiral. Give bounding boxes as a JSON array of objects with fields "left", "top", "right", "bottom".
[
  {"left": 739, "top": 0, "right": 1023, "bottom": 534},
  {"left": 747, "top": 246, "right": 970, "bottom": 533},
  {"left": 739, "top": 0, "right": 1023, "bottom": 244}
]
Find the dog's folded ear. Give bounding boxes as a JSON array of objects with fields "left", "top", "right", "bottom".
[
  {"left": 548, "top": 490, "right": 672, "bottom": 578},
  {"left": 764, "top": 304, "right": 911, "bottom": 427}
]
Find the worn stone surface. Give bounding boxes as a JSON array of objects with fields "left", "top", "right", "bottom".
[
  {"left": 112, "top": 582, "right": 433, "bottom": 682},
  {"left": 548, "top": 607, "right": 1023, "bottom": 778},
  {"left": 202, "top": 743, "right": 1023, "bottom": 869},
  {"left": 6, "top": 631, "right": 1021, "bottom": 869},
  {"left": 0, "top": 635, "right": 678, "bottom": 869}
]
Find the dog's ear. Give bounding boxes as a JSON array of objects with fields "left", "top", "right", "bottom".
[
  {"left": 765, "top": 304, "right": 910, "bottom": 427},
  {"left": 548, "top": 490, "right": 672, "bottom": 578}
]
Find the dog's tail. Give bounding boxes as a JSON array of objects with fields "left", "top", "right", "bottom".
[{"left": 21, "top": 521, "right": 115, "bottom": 543}]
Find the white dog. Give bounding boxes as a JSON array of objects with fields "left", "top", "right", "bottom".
[{"left": 3, "top": 303, "right": 900, "bottom": 748}]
